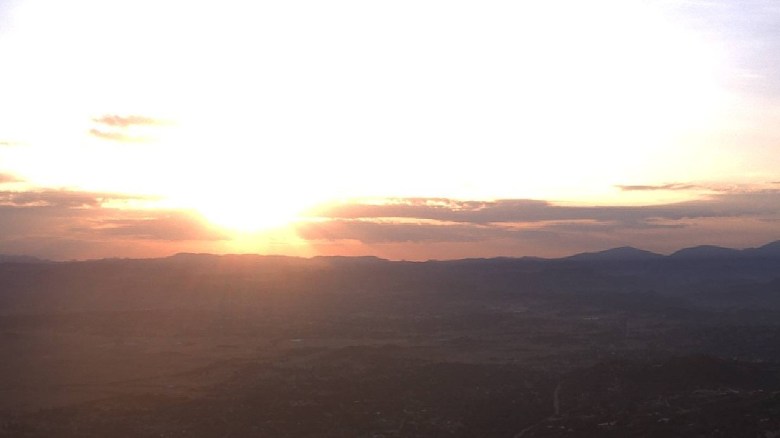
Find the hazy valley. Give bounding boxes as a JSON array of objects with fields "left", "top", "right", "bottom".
[{"left": 1, "top": 242, "right": 780, "bottom": 437}]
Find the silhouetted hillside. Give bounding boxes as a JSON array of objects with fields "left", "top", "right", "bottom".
[
  {"left": 1, "top": 240, "right": 780, "bottom": 436},
  {"left": 745, "top": 240, "right": 780, "bottom": 257},
  {"left": 0, "top": 254, "right": 46, "bottom": 264},
  {"left": 670, "top": 244, "right": 740, "bottom": 259},
  {"left": 567, "top": 246, "right": 663, "bottom": 262}
]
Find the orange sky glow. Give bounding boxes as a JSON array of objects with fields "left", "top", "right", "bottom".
[{"left": 2, "top": 0, "right": 780, "bottom": 260}]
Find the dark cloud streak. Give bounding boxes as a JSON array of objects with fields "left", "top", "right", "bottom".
[
  {"left": 88, "top": 129, "right": 146, "bottom": 142},
  {"left": 297, "top": 220, "right": 499, "bottom": 243},
  {"left": 297, "top": 191, "right": 780, "bottom": 250},
  {"left": 308, "top": 191, "right": 780, "bottom": 226},
  {"left": 0, "top": 190, "right": 145, "bottom": 208},
  {"left": 3, "top": 186, "right": 779, "bottom": 260},
  {"left": 82, "top": 214, "right": 228, "bottom": 241},
  {"left": 92, "top": 115, "right": 162, "bottom": 127},
  {"left": 615, "top": 183, "right": 699, "bottom": 191},
  {"left": 0, "top": 188, "right": 229, "bottom": 260}
]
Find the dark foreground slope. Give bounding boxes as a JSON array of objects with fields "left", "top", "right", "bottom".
[{"left": 0, "top": 245, "right": 779, "bottom": 437}]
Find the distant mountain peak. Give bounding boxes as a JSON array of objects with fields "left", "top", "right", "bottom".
[
  {"left": 568, "top": 246, "right": 663, "bottom": 261},
  {"left": 744, "top": 240, "right": 780, "bottom": 257},
  {"left": 311, "top": 255, "right": 388, "bottom": 265},
  {"left": 0, "top": 254, "right": 47, "bottom": 264},
  {"left": 670, "top": 245, "right": 739, "bottom": 259}
]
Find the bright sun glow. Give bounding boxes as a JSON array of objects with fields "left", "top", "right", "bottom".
[
  {"left": 191, "top": 194, "right": 311, "bottom": 233},
  {"left": 2, "top": 0, "right": 780, "bottom": 261},
  {"left": 0, "top": 0, "right": 746, "bottom": 237},
  {"left": 1, "top": 0, "right": 734, "bottom": 210}
]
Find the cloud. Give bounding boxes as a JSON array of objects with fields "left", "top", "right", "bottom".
[
  {"left": 297, "top": 220, "right": 503, "bottom": 244},
  {"left": 295, "top": 191, "right": 780, "bottom": 257},
  {"left": 0, "top": 188, "right": 231, "bottom": 260},
  {"left": 306, "top": 198, "right": 550, "bottom": 224},
  {"left": 0, "top": 189, "right": 141, "bottom": 208},
  {"left": 0, "top": 189, "right": 223, "bottom": 241},
  {"left": 88, "top": 114, "right": 166, "bottom": 142},
  {"left": 92, "top": 114, "right": 162, "bottom": 127},
  {"left": 615, "top": 183, "right": 699, "bottom": 191},
  {"left": 308, "top": 191, "right": 780, "bottom": 226},
  {"left": 297, "top": 217, "right": 692, "bottom": 246},
  {"left": 88, "top": 129, "right": 146, "bottom": 142},
  {"left": 0, "top": 203, "right": 225, "bottom": 242},
  {"left": 3, "top": 187, "right": 780, "bottom": 261},
  {"left": 79, "top": 213, "right": 228, "bottom": 241}
]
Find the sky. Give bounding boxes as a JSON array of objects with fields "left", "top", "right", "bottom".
[{"left": 1, "top": 0, "right": 780, "bottom": 260}]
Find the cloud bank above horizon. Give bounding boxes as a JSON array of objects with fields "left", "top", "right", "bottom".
[
  {"left": 1, "top": 0, "right": 780, "bottom": 259},
  {"left": 1, "top": 184, "right": 779, "bottom": 261}
]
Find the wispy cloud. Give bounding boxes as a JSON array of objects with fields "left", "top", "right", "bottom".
[
  {"left": 297, "top": 217, "right": 692, "bottom": 246},
  {"left": 0, "top": 189, "right": 139, "bottom": 208},
  {"left": 3, "top": 186, "right": 779, "bottom": 260},
  {"left": 80, "top": 213, "right": 228, "bottom": 241},
  {"left": 615, "top": 183, "right": 700, "bottom": 191},
  {"left": 297, "top": 220, "right": 500, "bottom": 244},
  {"left": 0, "top": 188, "right": 229, "bottom": 260},
  {"left": 92, "top": 114, "right": 163, "bottom": 127},
  {"left": 308, "top": 191, "right": 780, "bottom": 226},
  {"left": 88, "top": 129, "right": 146, "bottom": 143},
  {"left": 296, "top": 190, "right": 780, "bottom": 256},
  {"left": 88, "top": 114, "right": 167, "bottom": 142}
]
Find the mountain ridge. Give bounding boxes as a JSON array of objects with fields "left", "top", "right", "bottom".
[
  {"left": 566, "top": 246, "right": 664, "bottom": 261},
  {"left": 669, "top": 245, "right": 740, "bottom": 259},
  {"left": 2, "top": 240, "right": 780, "bottom": 264}
]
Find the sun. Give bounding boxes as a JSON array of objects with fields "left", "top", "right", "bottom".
[{"left": 192, "top": 192, "right": 314, "bottom": 233}]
